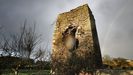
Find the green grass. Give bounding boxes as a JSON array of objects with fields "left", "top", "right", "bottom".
[
  {"left": 1, "top": 70, "right": 50, "bottom": 75},
  {"left": 2, "top": 69, "right": 133, "bottom": 75}
]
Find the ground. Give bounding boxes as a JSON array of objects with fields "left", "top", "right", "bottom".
[
  {"left": 1, "top": 69, "right": 133, "bottom": 75},
  {"left": 0, "top": 70, "right": 50, "bottom": 75}
]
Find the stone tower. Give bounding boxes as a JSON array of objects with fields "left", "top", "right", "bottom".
[{"left": 52, "top": 4, "right": 102, "bottom": 75}]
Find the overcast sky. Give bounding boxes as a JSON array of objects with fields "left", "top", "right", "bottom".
[{"left": 0, "top": 0, "right": 133, "bottom": 59}]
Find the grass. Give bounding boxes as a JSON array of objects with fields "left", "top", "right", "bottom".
[
  {"left": 1, "top": 69, "right": 133, "bottom": 75},
  {"left": 0, "top": 70, "right": 50, "bottom": 75}
]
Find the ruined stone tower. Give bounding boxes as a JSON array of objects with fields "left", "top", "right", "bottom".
[{"left": 52, "top": 4, "right": 102, "bottom": 75}]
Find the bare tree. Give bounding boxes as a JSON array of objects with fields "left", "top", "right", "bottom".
[
  {"left": 34, "top": 48, "right": 45, "bottom": 61},
  {"left": 0, "top": 35, "right": 13, "bottom": 56},
  {"left": 34, "top": 43, "right": 49, "bottom": 61},
  {"left": 11, "top": 21, "right": 41, "bottom": 74},
  {"left": 22, "top": 24, "right": 40, "bottom": 58},
  {"left": 0, "top": 20, "right": 41, "bottom": 75},
  {"left": 9, "top": 20, "right": 41, "bottom": 58}
]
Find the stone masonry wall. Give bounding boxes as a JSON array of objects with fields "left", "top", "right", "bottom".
[{"left": 52, "top": 4, "right": 102, "bottom": 75}]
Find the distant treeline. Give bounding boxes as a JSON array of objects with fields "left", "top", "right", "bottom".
[{"left": 0, "top": 56, "right": 50, "bottom": 70}]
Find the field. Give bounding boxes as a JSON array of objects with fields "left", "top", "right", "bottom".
[
  {"left": 0, "top": 70, "right": 50, "bottom": 75},
  {"left": 1, "top": 69, "right": 133, "bottom": 75}
]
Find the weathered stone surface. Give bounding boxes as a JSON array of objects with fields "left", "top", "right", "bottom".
[{"left": 52, "top": 4, "right": 102, "bottom": 75}]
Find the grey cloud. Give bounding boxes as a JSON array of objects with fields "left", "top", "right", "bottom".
[{"left": 94, "top": 0, "right": 133, "bottom": 59}]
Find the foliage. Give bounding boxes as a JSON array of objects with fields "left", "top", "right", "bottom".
[{"left": 103, "top": 55, "right": 133, "bottom": 69}]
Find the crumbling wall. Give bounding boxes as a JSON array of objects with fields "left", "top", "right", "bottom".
[{"left": 52, "top": 4, "right": 102, "bottom": 75}]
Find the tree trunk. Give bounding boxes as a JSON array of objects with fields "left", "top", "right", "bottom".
[
  {"left": 14, "top": 70, "right": 18, "bottom": 75},
  {"left": 12, "top": 68, "right": 18, "bottom": 75}
]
